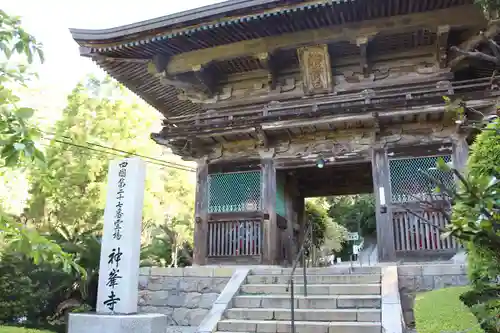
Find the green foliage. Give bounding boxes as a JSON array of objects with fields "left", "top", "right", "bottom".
[
  {"left": 0, "top": 10, "right": 45, "bottom": 167},
  {"left": 327, "top": 194, "right": 376, "bottom": 236},
  {"left": 414, "top": 287, "right": 484, "bottom": 333},
  {"left": 461, "top": 286, "right": 500, "bottom": 333},
  {"left": 25, "top": 76, "right": 194, "bottom": 248},
  {"left": 141, "top": 221, "right": 193, "bottom": 268},
  {"left": 0, "top": 255, "right": 51, "bottom": 324},
  {"left": 0, "top": 10, "right": 79, "bottom": 276},
  {"left": 468, "top": 119, "right": 500, "bottom": 178},
  {"left": 305, "top": 199, "right": 347, "bottom": 253},
  {"left": 0, "top": 253, "right": 68, "bottom": 327},
  {"left": 459, "top": 119, "right": 500, "bottom": 285},
  {"left": 474, "top": 0, "right": 500, "bottom": 19},
  {"left": 0, "top": 223, "right": 100, "bottom": 329}
]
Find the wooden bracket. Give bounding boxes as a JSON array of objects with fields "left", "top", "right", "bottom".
[
  {"left": 254, "top": 125, "right": 269, "bottom": 148},
  {"left": 151, "top": 54, "right": 218, "bottom": 97},
  {"left": 192, "top": 64, "right": 217, "bottom": 96},
  {"left": 436, "top": 25, "right": 451, "bottom": 68},
  {"left": 356, "top": 36, "right": 375, "bottom": 78},
  {"left": 255, "top": 52, "right": 278, "bottom": 90},
  {"left": 152, "top": 54, "right": 170, "bottom": 74}
]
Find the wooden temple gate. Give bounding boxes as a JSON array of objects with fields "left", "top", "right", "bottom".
[
  {"left": 388, "top": 155, "right": 460, "bottom": 254},
  {"left": 71, "top": 0, "right": 497, "bottom": 264}
]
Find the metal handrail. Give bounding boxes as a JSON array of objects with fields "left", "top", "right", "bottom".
[{"left": 285, "top": 222, "right": 314, "bottom": 333}]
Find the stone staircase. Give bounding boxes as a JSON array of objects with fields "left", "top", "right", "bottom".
[{"left": 216, "top": 267, "right": 382, "bottom": 333}]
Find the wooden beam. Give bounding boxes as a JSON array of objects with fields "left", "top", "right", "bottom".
[
  {"left": 371, "top": 148, "right": 396, "bottom": 262},
  {"left": 261, "top": 156, "right": 277, "bottom": 264},
  {"left": 356, "top": 35, "right": 376, "bottom": 77},
  {"left": 193, "top": 158, "right": 209, "bottom": 265},
  {"left": 436, "top": 25, "right": 451, "bottom": 68},
  {"left": 166, "top": 5, "right": 484, "bottom": 75}
]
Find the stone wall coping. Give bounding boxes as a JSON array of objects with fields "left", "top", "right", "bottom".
[
  {"left": 382, "top": 266, "right": 405, "bottom": 333},
  {"left": 397, "top": 264, "right": 466, "bottom": 276},
  {"left": 196, "top": 268, "right": 250, "bottom": 333},
  {"left": 139, "top": 267, "right": 236, "bottom": 278}
]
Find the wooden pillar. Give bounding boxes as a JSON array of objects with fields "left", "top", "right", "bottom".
[
  {"left": 371, "top": 148, "right": 396, "bottom": 262},
  {"left": 193, "top": 158, "right": 208, "bottom": 265},
  {"left": 452, "top": 135, "right": 469, "bottom": 173},
  {"left": 295, "top": 196, "right": 305, "bottom": 253},
  {"left": 284, "top": 175, "right": 297, "bottom": 266},
  {"left": 261, "top": 156, "right": 277, "bottom": 264}
]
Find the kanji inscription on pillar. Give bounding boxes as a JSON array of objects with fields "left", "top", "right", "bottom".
[{"left": 97, "top": 158, "right": 146, "bottom": 314}]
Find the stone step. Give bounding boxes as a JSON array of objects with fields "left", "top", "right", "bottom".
[
  {"left": 246, "top": 274, "right": 381, "bottom": 285},
  {"left": 240, "top": 283, "right": 380, "bottom": 295},
  {"left": 225, "top": 308, "right": 381, "bottom": 322},
  {"left": 232, "top": 294, "right": 381, "bottom": 309},
  {"left": 217, "top": 319, "right": 381, "bottom": 333},
  {"left": 250, "top": 266, "right": 381, "bottom": 276}
]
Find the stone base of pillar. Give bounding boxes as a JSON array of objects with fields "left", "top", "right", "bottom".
[{"left": 68, "top": 313, "right": 166, "bottom": 333}]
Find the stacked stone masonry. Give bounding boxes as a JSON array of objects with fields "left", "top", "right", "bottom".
[
  {"left": 138, "top": 267, "right": 234, "bottom": 327},
  {"left": 397, "top": 264, "right": 468, "bottom": 325}
]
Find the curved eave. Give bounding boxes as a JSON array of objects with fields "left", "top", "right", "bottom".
[
  {"left": 69, "top": 0, "right": 282, "bottom": 41},
  {"left": 70, "top": 0, "right": 353, "bottom": 50},
  {"left": 95, "top": 58, "right": 201, "bottom": 118}
]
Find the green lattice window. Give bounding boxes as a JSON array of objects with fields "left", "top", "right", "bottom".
[
  {"left": 208, "top": 171, "right": 262, "bottom": 213},
  {"left": 389, "top": 155, "right": 454, "bottom": 203},
  {"left": 276, "top": 173, "right": 286, "bottom": 217}
]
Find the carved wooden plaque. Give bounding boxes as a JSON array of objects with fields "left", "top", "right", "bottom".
[{"left": 297, "top": 44, "right": 333, "bottom": 94}]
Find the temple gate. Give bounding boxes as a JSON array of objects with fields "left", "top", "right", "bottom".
[{"left": 71, "top": 0, "right": 498, "bottom": 265}]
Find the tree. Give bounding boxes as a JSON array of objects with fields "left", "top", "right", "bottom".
[
  {"left": 25, "top": 75, "right": 195, "bottom": 270},
  {"left": 305, "top": 199, "right": 348, "bottom": 264},
  {"left": 451, "top": 1, "right": 500, "bottom": 64},
  {"left": 0, "top": 9, "right": 78, "bottom": 273},
  {"left": 0, "top": 9, "right": 44, "bottom": 166},
  {"left": 327, "top": 195, "right": 376, "bottom": 237}
]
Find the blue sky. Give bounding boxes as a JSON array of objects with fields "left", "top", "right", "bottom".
[{"left": 4, "top": 0, "right": 223, "bottom": 121}]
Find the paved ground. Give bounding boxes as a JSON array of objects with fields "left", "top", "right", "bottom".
[{"left": 165, "top": 327, "right": 197, "bottom": 333}]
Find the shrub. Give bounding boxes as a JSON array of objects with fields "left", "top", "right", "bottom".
[
  {"left": 465, "top": 119, "right": 500, "bottom": 285},
  {"left": 461, "top": 286, "right": 500, "bottom": 333},
  {"left": 0, "top": 254, "right": 54, "bottom": 325}
]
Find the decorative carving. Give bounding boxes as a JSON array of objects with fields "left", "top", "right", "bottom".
[{"left": 297, "top": 45, "right": 333, "bottom": 94}]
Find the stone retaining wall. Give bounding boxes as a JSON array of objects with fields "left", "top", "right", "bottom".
[
  {"left": 398, "top": 264, "right": 469, "bottom": 325},
  {"left": 138, "top": 267, "right": 235, "bottom": 327}
]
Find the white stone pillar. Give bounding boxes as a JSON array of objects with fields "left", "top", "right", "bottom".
[
  {"left": 96, "top": 157, "right": 145, "bottom": 314},
  {"left": 69, "top": 158, "right": 166, "bottom": 333}
]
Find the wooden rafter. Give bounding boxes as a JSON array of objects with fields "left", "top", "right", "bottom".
[{"left": 164, "top": 5, "right": 485, "bottom": 75}]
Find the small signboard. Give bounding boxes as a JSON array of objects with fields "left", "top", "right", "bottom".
[
  {"left": 353, "top": 245, "right": 360, "bottom": 255},
  {"left": 347, "top": 232, "right": 359, "bottom": 241}
]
